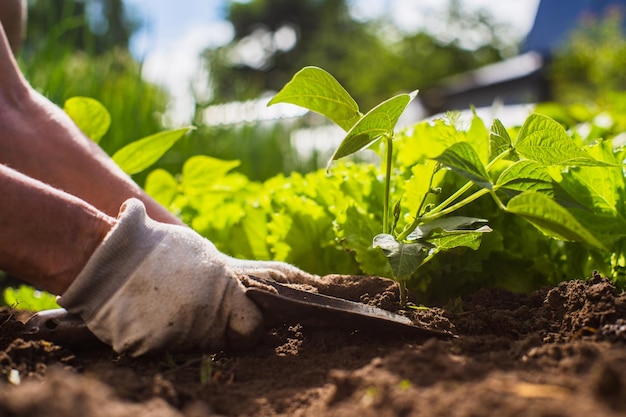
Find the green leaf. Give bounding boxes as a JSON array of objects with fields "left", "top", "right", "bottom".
[
  {"left": 496, "top": 160, "right": 552, "bottom": 191},
  {"left": 144, "top": 169, "right": 178, "bottom": 208},
  {"left": 489, "top": 118, "right": 512, "bottom": 161},
  {"left": 466, "top": 112, "right": 489, "bottom": 163},
  {"left": 402, "top": 161, "right": 439, "bottom": 219},
  {"left": 3, "top": 285, "right": 60, "bottom": 311},
  {"left": 561, "top": 167, "right": 622, "bottom": 213},
  {"left": 495, "top": 160, "right": 582, "bottom": 208},
  {"left": 407, "top": 216, "right": 490, "bottom": 241},
  {"left": 428, "top": 232, "right": 484, "bottom": 252},
  {"left": 556, "top": 150, "right": 626, "bottom": 245},
  {"left": 63, "top": 97, "right": 111, "bottom": 143},
  {"left": 241, "top": 205, "right": 271, "bottom": 260},
  {"left": 373, "top": 234, "right": 430, "bottom": 281},
  {"left": 514, "top": 114, "right": 605, "bottom": 166},
  {"left": 506, "top": 191, "right": 607, "bottom": 251},
  {"left": 339, "top": 206, "right": 392, "bottom": 277},
  {"left": 112, "top": 127, "right": 194, "bottom": 175},
  {"left": 267, "top": 66, "right": 362, "bottom": 131},
  {"left": 434, "top": 142, "right": 492, "bottom": 189},
  {"left": 181, "top": 155, "right": 241, "bottom": 195},
  {"left": 328, "top": 91, "right": 417, "bottom": 166}
]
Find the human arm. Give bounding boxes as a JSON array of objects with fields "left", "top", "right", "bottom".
[
  {"left": 0, "top": 0, "right": 25, "bottom": 54},
  {"left": 0, "top": 164, "right": 115, "bottom": 295},
  {"left": 0, "top": 173, "right": 263, "bottom": 356}
]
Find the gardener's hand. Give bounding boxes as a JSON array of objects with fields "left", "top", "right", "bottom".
[{"left": 58, "top": 198, "right": 264, "bottom": 357}]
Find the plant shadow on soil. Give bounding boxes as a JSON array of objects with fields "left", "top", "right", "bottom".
[{"left": 2, "top": 272, "right": 626, "bottom": 417}]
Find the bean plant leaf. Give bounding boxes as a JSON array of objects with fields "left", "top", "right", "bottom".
[
  {"left": 434, "top": 142, "right": 492, "bottom": 189},
  {"left": 113, "top": 127, "right": 194, "bottom": 175},
  {"left": 556, "top": 147, "right": 626, "bottom": 245},
  {"left": 506, "top": 191, "right": 607, "bottom": 251},
  {"left": 496, "top": 160, "right": 552, "bottom": 191},
  {"left": 267, "top": 66, "right": 362, "bottom": 131},
  {"left": 328, "top": 91, "right": 418, "bottom": 167},
  {"left": 466, "top": 112, "right": 490, "bottom": 163},
  {"left": 373, "top": 234, "right": 430, "bottom": 281},
  {"left": 514, "top": 114, "right": 607, "bottom": 166},
  {"left": 489, "top": 118, "right": 512, "bottom": 161},
  {"left": 495, "top": 160, "right": 584, "bottom": 208},
  {"left": 63, "top": 97, "right": 111, "bottom": 144},
  {"left": 407, "top": 216, "right": 490, "bottom": 241},
  {"left": 427, "top": 232, "right": 485, "bottom": 252}
]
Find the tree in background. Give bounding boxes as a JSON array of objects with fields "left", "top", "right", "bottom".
[
  {"left": 550, "top": 8, "right": 626, "bottom": 105},
  {"left": 202, "top": 0, "right": 516, "bottom": 111}
]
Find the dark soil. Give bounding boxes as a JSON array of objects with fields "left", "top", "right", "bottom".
[{"left": 2, "top": 271, "right": 626, "bottom": 417}]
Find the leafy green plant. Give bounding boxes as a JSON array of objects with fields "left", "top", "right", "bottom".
[
  {"left": 3, "top": 285, "right": 59, "bottom": 311},
  {"left": 269, "top": 66, "right": 621, "bottom": 305},
  {"left": 10, "top": 82, "right": 622, "bottom": 312}
]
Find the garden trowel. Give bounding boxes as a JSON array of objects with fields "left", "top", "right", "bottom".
[{"left": 21, "top": 275, "right": 455, "bottom": 348}]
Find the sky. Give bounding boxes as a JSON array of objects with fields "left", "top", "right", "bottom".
[{"left": 122, "top": 0, "right": 541, "bottom": 124}]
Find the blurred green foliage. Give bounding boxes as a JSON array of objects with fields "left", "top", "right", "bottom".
[
  {"left": 14, "top": 0, "right": 520, "bottom": 184},
  {"left": 19, "top": 0, "right": 167, "bottom": 157},
  {"left": 23, "top": 0, "right": 138, "bottom": 56},
  {"left": 550, "top": 9, "right": 626, "bottom": 106}
]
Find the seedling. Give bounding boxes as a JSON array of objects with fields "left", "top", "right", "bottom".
[{"left": 270, "top": 66, "right": 613, "bottom": 306}]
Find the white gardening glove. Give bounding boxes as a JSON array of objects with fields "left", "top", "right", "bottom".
[
  {"left": 58, "top": 198, "right": 264, "bottom": 357},
  {"left": 222, "top": 256, "right": 321, "bottom": 288}
]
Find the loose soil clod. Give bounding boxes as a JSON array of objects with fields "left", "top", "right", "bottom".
[{"left": 2, "top": 274, "right": 626, "bottom": 417}]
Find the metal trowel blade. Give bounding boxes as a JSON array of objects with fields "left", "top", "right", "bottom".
[{"left": 245, "top": 276, "right": 455, "bottom": 340}]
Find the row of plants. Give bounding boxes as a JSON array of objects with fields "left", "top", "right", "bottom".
[{"left": 11, "top": 66, "right": 625, "bottom": 311}]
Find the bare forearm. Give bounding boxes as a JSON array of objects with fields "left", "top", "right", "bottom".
[
  {"left": 0, "top": 164, "right": 115, "bottom": 294},
  {"left": 0, "top": 0, "right": 26, "bottom": 54},
  {"left": 0, "top": 90, "right": 184, "bottom": 225},
  {"left": 0, "top": 19, "right": 183, "bottom": 226}
]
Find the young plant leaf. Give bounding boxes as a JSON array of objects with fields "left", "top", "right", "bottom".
[
  {"left": 328, "top": 91, "right": 418, "bottom": 167},
  {"left": 489, "top": 118, "right": 512, "bottom": 161},
  {"left": 63, "top": 96, "right": 111, "bottom": 144},
  {"left": 267, "top": 66, "right": 362, "bottom": 131},
  {"left": 496, "top": 160, "right": 552, "bottom": 191},
  {"left": 427, "top": 231, "right": 486, "bottom": 252},
  {"left": 466, "top": 111, "right": 489, "bottom": 163},
  {"left": 144, "top": 168, "right": 179, "bottom": 207},
  {"left": 495, "top": 160, "right": 584, "bottom": 208},
  {"left": 373, "top": 234, "right": 430, "bottom": 281},
  {"left": 407, "top": 216, "right": 489, "bottom": 241},
  {"left": 514, "top": 114, "right": 606, "bottom": 166},
  {"left": 506, "top": 191, "right": 607, "bottom": 251},
  {"left": 112, "top": 127, "right": 194, "bottom": 175},
  {"left": 434, "top": 142, "right": 492, "bottom": 189}
]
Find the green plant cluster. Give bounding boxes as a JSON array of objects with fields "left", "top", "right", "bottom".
[
  {"left": 66, "top": 67, "right": 626, "bottom": 304},
  {"left": 5, "top": 67, "right": 626, "bottom": 309},
  {"left": 267, "top": 67, "right": 626, "bottom": 304},
  {"left": 550, "top": 9, "right": 626, "bottom": 105}
]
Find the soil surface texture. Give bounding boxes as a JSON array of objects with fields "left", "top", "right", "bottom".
[{"left": 2, "top": 271, "right": 626, "bottom": 417}]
